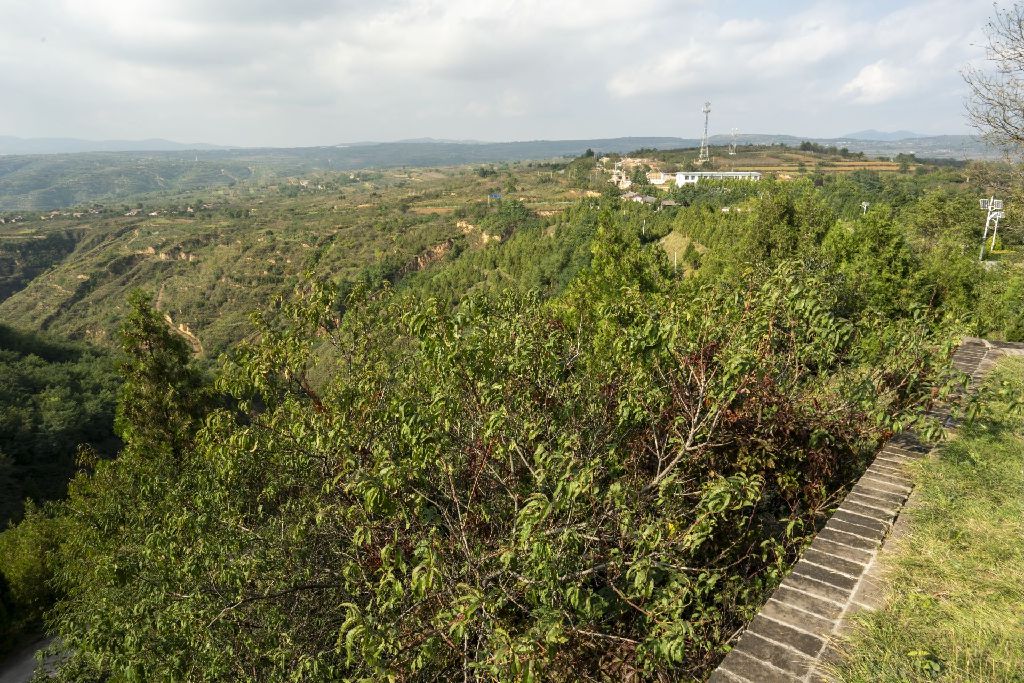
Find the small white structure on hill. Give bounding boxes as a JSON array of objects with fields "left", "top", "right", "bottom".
[
  {"left": 674, "top": 171, "right": 761, "bottom": 187},
  {"left": 611, "top": 161, "right": 631, "bottom": 189}
]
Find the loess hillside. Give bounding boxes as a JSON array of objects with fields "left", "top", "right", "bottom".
[
  {"left": 0, "top": 163, "right": 591, "bottom": 354},
  {"left": 0, "top": 148, "right": 1018, "bottom": 357},
  {"left": 0, "top": 139, "right": 687, "bottom": 211}
]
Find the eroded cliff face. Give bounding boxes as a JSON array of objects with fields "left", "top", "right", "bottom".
[
  {"left": 457, "top": 220, "right": 502, "bottom": 247},
  {"left": 162, "top": 313, "right": 203, "bottom": 355},
  {"left": 0, "top": 230, "right": 81, "bottom": 302}
]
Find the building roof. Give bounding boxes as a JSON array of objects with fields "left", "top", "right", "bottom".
[{"left": 676, "top": 171, "right": 761, "bottom": 178}]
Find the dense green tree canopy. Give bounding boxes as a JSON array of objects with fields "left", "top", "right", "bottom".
[
  {"left": 36, "top": 207, "right": 964, "bottom": 681},
  {"left": 1, "top": 167, "right": 1021, "bottom": 680},
  {"left": 0, "top": 325, "right": 118, "bottom": 527}
]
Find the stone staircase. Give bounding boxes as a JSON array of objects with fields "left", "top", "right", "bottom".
[{"left": 709, "top": 338, "right": 1024, "bottom": 683}]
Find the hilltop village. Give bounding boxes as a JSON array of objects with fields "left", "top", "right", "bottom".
[{"left": 601, "top": 153, "right": 761, "bottom": 205}]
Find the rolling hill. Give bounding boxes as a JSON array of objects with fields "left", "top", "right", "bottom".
[
  {"left": 0, "top": 136, "right": 228, "bottom": 155},
  {"left": 0, "top": 135, "right": 996, "bottom": 212}
]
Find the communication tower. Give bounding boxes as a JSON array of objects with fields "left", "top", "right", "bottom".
[{"left": 698, "top": 101, "right": 711, "bottom": 164}]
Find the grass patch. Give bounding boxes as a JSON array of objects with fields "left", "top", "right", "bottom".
[
  {"left": 660, "top": 231, "right": 704, "bottom": 275},
  {"left": 831, "top": 357, "right": 1024, "bottom": 682}
]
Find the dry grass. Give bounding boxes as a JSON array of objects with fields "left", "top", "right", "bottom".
[
  {"left": 408, "top": 206, "right": 455, "bottom": 215},
  {"left": 660, "top": 231, "right": 704, "bottom": 276}
]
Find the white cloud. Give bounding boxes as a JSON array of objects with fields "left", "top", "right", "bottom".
[
  {"left": 840, "top": 60, "right": 911, "bottom": 104},
  {"left": 0, "top": 0, "right": 998, "bottom": 144},
  {"left": 757, "top": 10, "right": 861, "bottom": 71},
  {"left": 718, "top": 19, "right": 769, "bottom": 40},
  {"left": 607, "top": 44, "right": 711, "bottom": 98},
  {"left": 605, "top": 6, "right": 864, "bottom": 99}
]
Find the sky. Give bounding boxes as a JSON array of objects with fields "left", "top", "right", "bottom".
[{"left": 0, "top": 0, "right": 997, "bottom": 147}]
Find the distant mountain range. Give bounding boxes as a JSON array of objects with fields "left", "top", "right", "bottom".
[
  {"left": 0, "top": 133, "right": 1000, "bottom": 212},
  {"left": 841, "top": 129, "right": 929, "bottom": 141},
  {"left": 0, "top": 136, "right": 229, "bottom": 155},
  {"left": 0, "top": 131, "right": 992, "bottom": 158},
  {"left": 0, "top": 135, "right": 693, "bottom": 157},
  {"left": 705, "top": 133, "right": 994, "bottom": 159}
]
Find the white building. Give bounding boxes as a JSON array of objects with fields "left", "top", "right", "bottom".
[{"left": 674, "top": 171, "right": 761, "bottom": 187}]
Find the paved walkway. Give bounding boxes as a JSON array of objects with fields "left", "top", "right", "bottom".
[{"left": 709, "top": 338, "right": 1024, "bottom": 683}]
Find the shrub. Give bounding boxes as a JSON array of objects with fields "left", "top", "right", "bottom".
[{"left": 44, "top": 225, "right": 955, "bottom": 681}]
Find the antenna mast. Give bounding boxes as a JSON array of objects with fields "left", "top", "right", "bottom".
[{"left": 698, "top": 101, "right": 711, "bottom": 164}]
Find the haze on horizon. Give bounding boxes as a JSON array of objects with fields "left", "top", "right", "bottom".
[{"left": 0, "top": 0, "right": 994, "bottom": 148}]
